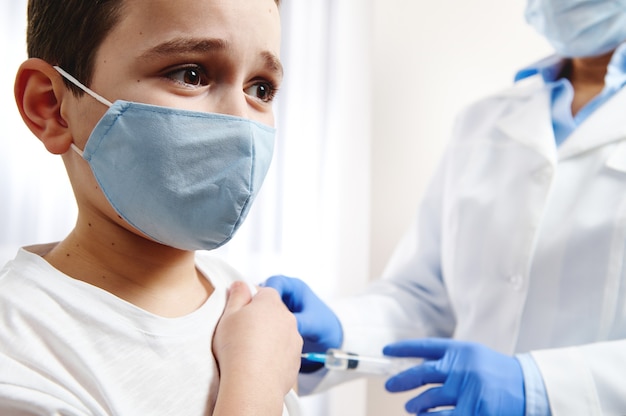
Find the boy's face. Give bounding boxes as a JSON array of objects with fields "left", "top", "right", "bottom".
[
  {"left": 67, "top": 0, "right": 282, "bottom": 149},
  {"left": 60, "top": 0, "right": 282, "bottom": 244}
]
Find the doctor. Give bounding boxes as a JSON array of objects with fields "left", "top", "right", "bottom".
[{"left": 265, "top": 0, "right": 626, "bottom": 414}]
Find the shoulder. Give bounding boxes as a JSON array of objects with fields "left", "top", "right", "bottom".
[
  {"left": 466, "top": 76, "right": 547, "bottom": 115},
  {"left": 0, "top": 247, "right": 53, "bottom": 294},
  {"left": 451, "top": 75, "right": 550, "bottom": 133}
]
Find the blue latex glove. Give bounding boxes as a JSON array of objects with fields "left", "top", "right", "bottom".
[
  {"left": 263, "top": 275, "right": 343, "bottom": 372},
  {"left": 384, "top": 338, "right": 525, "bottom": 416}
]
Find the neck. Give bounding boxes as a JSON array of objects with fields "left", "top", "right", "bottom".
[
  {"left": 565, "top": 51, "right": 614, "bottom": 115},
  {"left": 44, "top": 214, "right": 213, "bottom": 317}
]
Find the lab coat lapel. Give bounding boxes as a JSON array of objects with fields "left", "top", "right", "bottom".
[
  {"left": 495, "top": 80, "right": 558, "bottom": 164},
  {"left": 559, "top": 87, "right": 626, "bottom": 159}
]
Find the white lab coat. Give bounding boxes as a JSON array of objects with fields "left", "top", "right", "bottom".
[{"left": 305, "top": 74, "right": 626, "bottom": 415}]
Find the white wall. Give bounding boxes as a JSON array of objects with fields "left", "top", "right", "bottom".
[{"left": 366, "top": 0, "right": 551, "bottom": 414}]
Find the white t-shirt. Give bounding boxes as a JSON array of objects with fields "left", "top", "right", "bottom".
[{"left": 0, "top": 245, "right": 238, "bottom": 415}]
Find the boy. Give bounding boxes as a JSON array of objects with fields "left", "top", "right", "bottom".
[{"left": 0, "top": 0, "right": 302, "bottom": 415}]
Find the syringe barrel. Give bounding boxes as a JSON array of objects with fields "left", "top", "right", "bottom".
[{"left": 324, "top": 349, "right": 421, "bottom": 376}]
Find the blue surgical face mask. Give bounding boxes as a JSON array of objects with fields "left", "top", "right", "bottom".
[
  {"left": 54, "top": 66, "right": 275, "bottom": 251},
  {"left": 525, "top": 0, "right": 626, "bottom": 57}
]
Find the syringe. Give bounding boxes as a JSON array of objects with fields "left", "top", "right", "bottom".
[{"left": 301, "top": 349, "right": 422, "bottom": 376}]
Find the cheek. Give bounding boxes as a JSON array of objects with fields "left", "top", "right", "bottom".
[
  {"left": 260, "top": 113, "right": 275, "bottom": 128},
  {"left": 70, "top": 98, "right": 108, "bottom": 148},
  {"left": 243, "top": 95, "right": 276, "bottom": 126},
  {"left": 249, "top": 106, "right": 275, "bottom": 128}
]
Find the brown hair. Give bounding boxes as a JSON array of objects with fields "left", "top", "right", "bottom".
[
  {"left": 27, "top": 0, "right": 281, "bottom": 96},
  {"left": 27, "top": 0, "right": 125, "bottom": 95}
]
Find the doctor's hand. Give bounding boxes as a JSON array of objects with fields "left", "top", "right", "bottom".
[
  {"left": 263, "top": 275, "right": 343, "bottom": 372},
  {"left": 384, "top": 338, "right": 525, "bottom": 416}
]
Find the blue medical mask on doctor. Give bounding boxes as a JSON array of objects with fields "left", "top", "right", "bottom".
[
  {"left": 54, "top": 66, "right": 275, "bottom": 251},
  {"left": 525, "top": 0, "right": 626, "bottom": 57}
]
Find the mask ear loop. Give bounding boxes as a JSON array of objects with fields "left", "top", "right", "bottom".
[
  {"left": 69, "top": 142, "right": 85, "bottom": 158},
  {"left": 53, "top": 66, "right": 113, "bottom": 107},
  {"left": 53, "top": 66, "right": 114, "bottom": 157}
]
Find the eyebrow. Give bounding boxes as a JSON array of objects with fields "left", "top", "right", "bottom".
[
  {"left": 260, "top": 50, "right": 284, "bottom": 78},
  {"left": 139, "top": 37, "right": 283, "bottom": 78},
  {"left": 140, "top": 38, "right": 227, "bottom": 59}
]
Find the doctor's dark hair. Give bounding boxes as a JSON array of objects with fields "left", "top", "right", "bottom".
[
  {"left": 27, "top": 0, "right": 126, "bottom": 96},
  {"left": 26, "top": 0, "right": 281, "bottom": 96}
]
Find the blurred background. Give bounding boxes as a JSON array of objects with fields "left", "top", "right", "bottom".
[{"left": 0, "top": 0, "right": 550, "bottom": 414}]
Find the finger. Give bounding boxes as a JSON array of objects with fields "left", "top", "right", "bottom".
[
  {"left": 263, "top": 278, "right": 317, "bottom": 343},
  {"left": 385, "top": 361, "right": 446, "bottom": 392},
  {"left": 223, "top": 281, "right": 253, "bottom": 315},
  {"left": 405, "top": 385, "right": 456, "bottom": 415},
  {"left": 262, "top": 275, "right": 302, "bottom": 311},
  {"left": 383, "top": 338, "right": 453, "bottom": 360},
  {"left": 262, "top": 275, "right": 289, "bottom": 293},
  {"left": 293, "top": 308, "right": 327, "bottom": 340},
  {"left": 251, "top": 286, "right": 286, "bottom": 305}
]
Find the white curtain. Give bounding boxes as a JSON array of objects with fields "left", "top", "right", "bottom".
[{"left": 0, "top": 2, "right": 372, "bottom": 415}]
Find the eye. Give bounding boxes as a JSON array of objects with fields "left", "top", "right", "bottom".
[
  {"left": 245, "top": 81, "right": 278, "bottom": 103},
  {"left": 165, "top": 65, "right": 208, "bottom": 87}
]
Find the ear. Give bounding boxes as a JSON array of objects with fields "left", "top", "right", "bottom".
[{"left": 14, "top": 58, "right": 73, "bottom": 155}]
